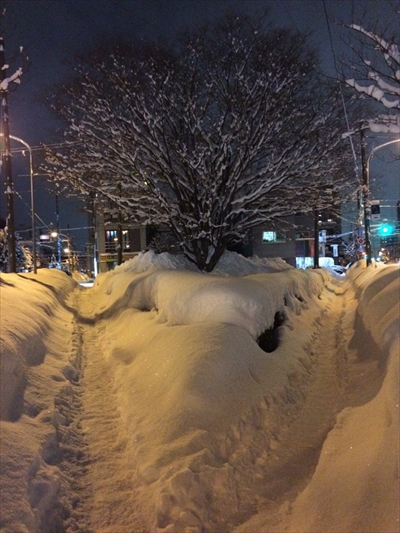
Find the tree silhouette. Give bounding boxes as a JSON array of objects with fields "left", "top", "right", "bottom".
[{"left": 45, "top": 11, "right": 355, "bottom": 271}]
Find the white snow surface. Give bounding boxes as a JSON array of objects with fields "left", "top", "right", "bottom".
[{"left": 0, "top": 251, "right": 398, "bottom": 533}]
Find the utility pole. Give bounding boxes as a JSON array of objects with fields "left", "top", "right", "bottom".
[
  {"left": 0, "top": 37, "right": 16, "bottom": 272},
  {"left": 360, "top": 129, "right": 372, "bottom": 266},
  {"left": 86, "top": 192, "right": 95, "bottom": 276}
]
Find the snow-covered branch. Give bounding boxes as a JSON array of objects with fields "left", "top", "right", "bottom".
[
  {"left": 344, "top": 16, "right": 400, "bottom": 111},
  {"left": 0, "top": 67, "right": 22, "bottom": 91},
  {"left": 44, "top": 13, "right": 355, "bottom": 271}
]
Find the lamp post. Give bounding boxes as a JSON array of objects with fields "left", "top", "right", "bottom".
[
  {"left": 63, "top": 239, "right": 72, "bottom": 271},
  {"left": 9, "top": 135, "right": 37, "bottom": 273},
  {"left": 50, "top": 231, "right": 73, "bottom": 271},
  {"left": 362, "top": 136, "right": 400, "bottom": 266}
]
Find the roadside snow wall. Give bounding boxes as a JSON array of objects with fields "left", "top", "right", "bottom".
[{"left": 286, "top": 263, "right": 399, "bottom": 533}]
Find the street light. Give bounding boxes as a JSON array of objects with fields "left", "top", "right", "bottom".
[
  {"left": 361, "top": 134, "right": 400, "bottom": 266},
  {"left": 50, "top": 229, "right": 62, "bottom": 266},
  {"left": 50, "top": 231, "right": 73, "bottom": 271},
  {"left": 4, "top": 135, "right": 37, "bottom": 273}
]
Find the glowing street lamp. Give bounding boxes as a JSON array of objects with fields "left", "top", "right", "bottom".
[{"left": 50, "top": 230, "right": 72, "bottom": 270}]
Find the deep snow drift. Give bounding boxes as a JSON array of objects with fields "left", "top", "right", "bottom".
[{"left": 0, "top": 251, "right": 398, "bottom": 533}]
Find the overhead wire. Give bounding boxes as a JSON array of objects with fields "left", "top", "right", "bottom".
[
  {"left": 277, "top": 0, "right": 360, "bottom": 182},
  {"left": 277, "top": 0, "right": 301, "bottom": 32},
  {"left": 8, "top": 140, "right": 84, "bottom": 154},
  {"left": 10, "top": 184, "right": 49, "bottom": 229},
  {"left": 322, "top": 0, "right": 360, "bottom": 180}
]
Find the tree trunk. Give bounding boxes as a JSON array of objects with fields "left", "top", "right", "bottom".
[{"left": 183, "top": 238, "right": 226, "bottom": 272}]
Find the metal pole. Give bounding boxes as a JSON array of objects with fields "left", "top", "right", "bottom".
[
  {"left": 313, "top": 209, "right": 320, "bottom": 268},
  {"left": 9, "top": 135, "right": 36, "bottom": 273},
  {"left": 365, "top": 138, "right": 400, "bottom": 266},
  {"left": 117, "top": 182, "right": 123, "bottom": 265},
  {"left": 29, "top": 148, "right": 36, "bottom": 273},
  {"left": 360, "top": 129, "right": 372, "bottom": 266}
]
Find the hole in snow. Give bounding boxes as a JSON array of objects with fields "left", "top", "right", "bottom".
[{"left": 257, "top": 311, "right": 285, "bottom": 353}]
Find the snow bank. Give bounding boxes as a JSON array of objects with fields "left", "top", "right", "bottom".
[
  {"left": 0, "top": 254, "right": 398, "bottom": 533},
  {"left": 0, "top": 269, "right": 80, "bottom": 532},
  {"left": 115, "top": 249, "right": 293, "bottom": 276},
  {"left": 285, "top": 263, "right": 399, "bottom": 533},
  {"left": 0, "top": 270, "right": 76, "bottom": 420},
  {"left": 76, "top": 256, "right": 331, "bottom": 530},
  {"left": 349, "top": 262, "right": 399, "bottom": 349},
  {"left": 87, "top": 264, "right": 325, "bottom": 339}
]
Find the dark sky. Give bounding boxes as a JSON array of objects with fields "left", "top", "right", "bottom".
[{"left": 0, "top": 0, "right": 398, "bottom": 252}]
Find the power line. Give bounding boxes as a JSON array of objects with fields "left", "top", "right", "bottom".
[
  {"left": 322, "top": 0, "right": 359, "bottom": 182},
  {"left": 277, "top": 0, "right": 302, "bottom": 33},
  {"left": 9, "top": 140, "right": 83, "bottom": 154},
  {"left": 11, "top": 184, "right": 49, "bottom": 228}
]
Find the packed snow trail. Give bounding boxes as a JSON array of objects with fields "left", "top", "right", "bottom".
[
  {"left": 58, "top": 274, "right": 387, "bottom": 533},
  {"left": 234, "top": 280, "right": 387, "bottom": 533},
  {"left": 230, "top": 282, "right": 347, "bottom": 531},
  {"left": 2, "top": 263, "right": 397, "bottom": 533},
  {"left": 60, "top": 288, "right": 149, "bottom": 533}
]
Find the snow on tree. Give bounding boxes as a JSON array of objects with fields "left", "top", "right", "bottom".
[
  {"left": 0, "top": 228, "right": 7, "bottom": 271},
  {"left": 341, "top": 238, "right": 359, "bottom": 263},
  {"left": 0, "top": 229, "right": 27, "bottom": 272},
  {"left": 22, "top": 245, "right": 33, "bottom": 271},
  {"left": 45, "top": 12, "right": 355, "bottom": 271},
  {"left": 344, "top": 9, "right": 400, "bottom": 132}
]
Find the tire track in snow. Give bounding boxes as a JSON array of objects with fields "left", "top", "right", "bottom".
[
  {"left": 45, "top": 285, "right": 135, "bottom": 533},
  {"left": 30, "top": 286, "right": 93, "bottom": 533},
  {"left": 235, "top": 283, "right": 353, "bottom": 532},
  {"left": 69, "top": 291, "right": 147, "bottom": 533},
  {"left": 62, "top": 279, "right": 385, "bottom": 533}
]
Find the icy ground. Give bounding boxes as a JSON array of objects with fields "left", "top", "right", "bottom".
[{"left": 0, "top": 251, "right": 399, "bottom": 533}]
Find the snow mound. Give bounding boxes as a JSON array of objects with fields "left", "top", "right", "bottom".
[
  {"left": 116, "top": 249, "right": 199, "bottom": 274},
  {"left": 285, "top": 263, "right": 400, "bottom": 533},
  {"left": 115, "top": 250, "right": 293, "bottom": 276},
  {"left": 86, "top": 267, "right": 327, "bottom": 339},
  {"left": 1, "top": 258, "right": 398, "bottom": 533}
]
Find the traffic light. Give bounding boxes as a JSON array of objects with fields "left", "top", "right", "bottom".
[
  {"left": 378, "top": 220, "right": 394, "bottom": 237},
  {"left": 379, "top": 220, "right": 397, "bottom": 247}
]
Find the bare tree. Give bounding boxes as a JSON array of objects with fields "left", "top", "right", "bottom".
[
  {"left": 344, "top": 8, "right": 400, "bottom": 131},
  {"left": 45, "top": 12, "right": 354, "bottom": 271}
]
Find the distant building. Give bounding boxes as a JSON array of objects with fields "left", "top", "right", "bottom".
[
  {"left": 94, "top": 204, "right": 150, "bottom": 273},
  {"left": 252, "top": 211, "right": 343, "bottom": 268},
  {"left": 94, "top": 202, "right": 344, "bottom": 272}
]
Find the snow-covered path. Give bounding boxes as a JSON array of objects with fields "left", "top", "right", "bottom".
[
  {"left": 61, "top": 277, "right": 376, "bottom": 533},
  {"left": 73, "top": 314, "right": 148, "bottom": 533},
  {"left": 1, "top": 261, "right": 397, "bottom": 533},
  {"left": 234, "top": 283, "right": 354, "bottom": 532}
]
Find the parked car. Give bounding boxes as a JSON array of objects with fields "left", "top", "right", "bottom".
[{"left": 330, "top": 265, "right": 346, "bottom": 276}]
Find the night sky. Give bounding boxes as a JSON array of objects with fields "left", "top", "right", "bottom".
[{"left": 0, "top": 0, "right": 397, "bottom": 253}]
